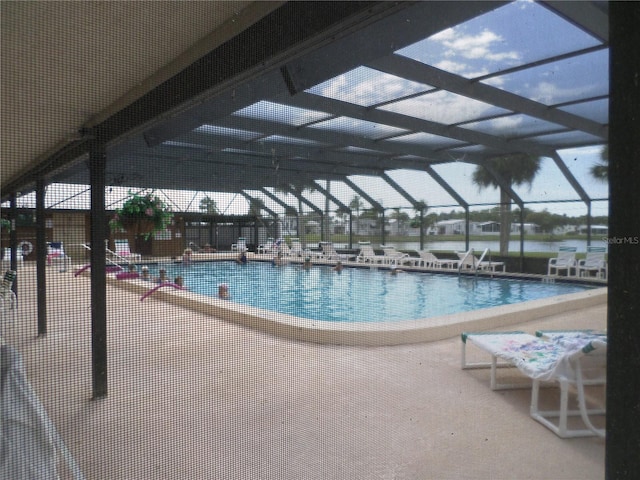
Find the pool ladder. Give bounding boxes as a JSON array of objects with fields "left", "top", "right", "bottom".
[{"left": 458, "top": 248, "right": 492, "bottom": 277}]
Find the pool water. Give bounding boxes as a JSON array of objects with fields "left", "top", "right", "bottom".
[{"left": 148, "top": 261, "right": 593, "bottom": 323}]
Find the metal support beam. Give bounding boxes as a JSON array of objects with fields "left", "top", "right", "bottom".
[
  {"left": 36, "top": 179, "right": 47, "bottom": 336},
  {"left": 607, "top": 3, "right": 640, "bottom": 474},
  {"left": 550, "top": 152, "right": 591, "bottom": 205},
  {"left": 369, "top": 54, "right": 607, "bottom": 140},
  {"left": 89, "top": 142, "right": 108, "bottom": 399},
  {"left": 281, "top": 185, "right": 322, "bottom": 215},
  {"left": 342, "top": 178, "right": 383, "bottom": 211},
  {"left": 380, "top": 173, "right": 419, "bottom": 209},
  {"left": 423, "top": 165, "right": 469, "bottom": 209},
  {"left": 311, "top": 180, "right": 351, "bottom": 212},
  {"left": 9, "top": 194, "right": 18, "bottom": 298},
  {"left": 259, "top": 187, "right": 291, "bottom": 213},
  {"left": 239, "top": 191, "right": 278, "bottom": 219}
]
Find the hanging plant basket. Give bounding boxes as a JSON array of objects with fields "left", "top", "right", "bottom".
[
  {"left": 120, "top": 217, "right": 156, "bottom": 236},
  {"left": 110, "top": 191, "right": 173, "bottom": 240}
]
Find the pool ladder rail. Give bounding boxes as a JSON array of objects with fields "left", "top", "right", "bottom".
[{"left": 458, "top": 248, "right": 494, "bottom": 277}]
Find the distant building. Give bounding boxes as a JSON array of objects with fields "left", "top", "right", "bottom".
[
  {"left": 478, "top": 221, "right": 500, "bottom": 234},
  {"left": 433, "top": 220, "right": 485, "bottom": 235},
  {"left": 511, "top": 223, "right": 541, "bottom": 234},
  {"left": 577, "top": 224, "right": 609, "bottom": 235}
]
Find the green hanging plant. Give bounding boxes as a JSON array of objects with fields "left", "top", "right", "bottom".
[
  {"left": 0, "top": 218, "right": 11, "bottom": 231},
  {"left": 109, "top": 191, "right": 173, "bottom": 239}
]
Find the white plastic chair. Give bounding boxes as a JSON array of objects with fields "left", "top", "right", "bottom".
[
  {"left": 0, "top": 270, "right": 18, "bottom": 323},
  {"left": 547, "top": 246, "right": 577, "bottom": 276},
  {"left": 114, "top": 239, "right": 142, "bottom": 262},
  {"left": 355, "top": 242, "right": 384, "bottom": 264},
  {"left": 576, "top": 246, "right": 607, "bottom": 279}
]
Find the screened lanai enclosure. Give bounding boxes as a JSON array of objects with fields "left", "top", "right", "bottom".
[
  {"left": 3, "top": 1, "right": 610, "bottom": 258},
  {"left": 2, "top": 2, "right": 639, "bottom": 479}
]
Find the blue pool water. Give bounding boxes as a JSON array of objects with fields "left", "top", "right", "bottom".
[{"left": 147, "top": 261, "right": 593, "bottom": 323}]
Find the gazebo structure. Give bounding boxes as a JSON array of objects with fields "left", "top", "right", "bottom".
[{"left": 1, "top": 2, "right": 639, "bottom": 476}]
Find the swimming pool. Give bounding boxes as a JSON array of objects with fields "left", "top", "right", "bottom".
[{"left": 145, "top": 261, "right": 594, "bottom": 323}]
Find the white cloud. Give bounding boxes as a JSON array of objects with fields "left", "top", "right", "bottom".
[{"left": 433, "top": 28, "right": 520, "bottom": 64}]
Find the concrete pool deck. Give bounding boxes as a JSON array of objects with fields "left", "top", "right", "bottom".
[{"left": 3, "top": 263, "right": 606, "bottom": 479}]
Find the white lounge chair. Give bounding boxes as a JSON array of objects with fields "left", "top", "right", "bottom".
[
  {"left": 547, "top": 246, "right": 577, "bottom": 276},
  {"left": 114, "top": 239, "right": 142, "bottom": 262},
  {"left": 355, "top": 242, "right": 384, "bottom": 264},
  {"left": 457, "top": 250, "right": 505, "bottom": 272},
  {"left": 381, "top": 246, "right": 410, "bottom": 266},
  {"left": 231, "top": 237, "right": 247, "bottom": 253},
  {"left": 289, "top": 238, "right": 309, "bottom": 257},
  {"left": 320, "top": 242, "right": 352, "bottom": 261},
  {"left": 410, "top": 250, "right": 458, "bottom": 269},
  {"left": 461, "top": 330, "right": 606, "bottom": 438},
  {"left": 576, "top": 246, "right": 607, "bottom": 279},
  {"left": 257, "top": 237, "right": 276, "bottom": 254}
]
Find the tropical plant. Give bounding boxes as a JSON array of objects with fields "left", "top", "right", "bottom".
[
  {"left": 389, "top": 208, "right": 410, "bottom": 235},
  {"left": 472, "top": 153, "right": 541, "bottom": 255},
  {"left": 248, "top": 198, "right": 265, "bottom": 217},
  {"left": 410, "top": 200, "right": 429, "bottom": 231},
  {"left": 0, "top": 218, "right": 10, "bottom": 231},
  {"left": 199, "top": 195, "right": 219, "bottom": 214},
  {"left": 109, "top": 191, "right": 173, "bottom": 239},
  {"left": 590, "top": 145, "right": 608, "bottom": 182},
  {"left": 349, "top": 195, "right": 364, "bottom": 235},
  {"left": 276, "top": 181, "right": 317, "bottom": 237}
]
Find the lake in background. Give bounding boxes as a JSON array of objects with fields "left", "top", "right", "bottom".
[{"left": 332, "top": 238, "right": 608, "bottom": 253}]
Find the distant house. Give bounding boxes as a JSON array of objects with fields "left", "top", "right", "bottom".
[
  {"left": 431, "top": 219, "right": 482, "bottom": 235},
  {"left": 478, "top": 221, "right": 500, "bottom": 234},
  {"left": 553, "top": 224, "right": 576, "bottom": 235},
  {"left": 511, "top": 223, "right": 541, "bottom": 234},
  {"left": 435, "top": 219, "right": 466, "bottom": 235},
  {"left": 577, "top": 224, "right": 609, "bottom": 235}
]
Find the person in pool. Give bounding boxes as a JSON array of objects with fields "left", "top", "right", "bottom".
[
  {"left": 302, "top": 257, "right": 312, "bottom": 270},
  {"left": 272, "top": 251, "right": 287, "bottom": 266},
  {"left": 332, "top": 261, "right": 344, "bottom": 273},
  {"left": 154, "top": 268, "right": 168, "bottom": 283},
  {"left": 182, "top": 248, "right": 193, "bottom": 265},
  {"left": 236, "top": 251, "right": 248, "bottom": 264}
]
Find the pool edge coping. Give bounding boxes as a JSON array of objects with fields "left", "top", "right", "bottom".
[{"left": 106, "top": 273, "right": 607, "bottom": 346}]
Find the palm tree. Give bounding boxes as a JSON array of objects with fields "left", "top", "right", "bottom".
[
  {"left": 590, "top": 145, "right": 608, "bottom": 182},
  {"left": 199, "top": 195, "right": 218, "bottom": 214},
  {"left": 389, "top": 208, "right": 409, "bottom": 235},
  {"left": 411, "top": 200, "right": 429, "bottom": 235},
  {"left": 472, "top": 153, "right": 541, "bottom": 255},
  {"left": 276, "top": 181, "right": 316, "bottom": 238},
  {"left": 248, "top": 198, "right": 265, "bottom": 217},
  {"left": 349, "top": 195, "right": 364, "bottom": 236}
]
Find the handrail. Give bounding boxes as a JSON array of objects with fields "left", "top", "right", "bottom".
[
  {"left": 80, "top": 243, "right": 129, "bottom": 269},
  {"left": 458, "top": 248, "right": 474, "bottom": 275},
  {"left": 477, "top": 247, "right": 489, "bottom": 265},
  {"left": 476, "top": 248, "right": 491, "bottom": 277}
]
